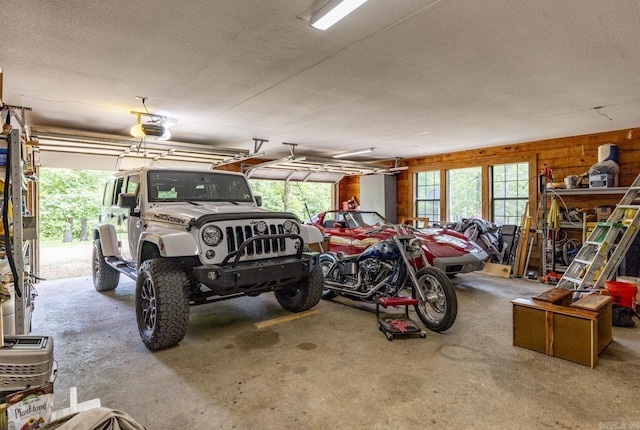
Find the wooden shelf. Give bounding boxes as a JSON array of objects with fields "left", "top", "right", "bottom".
[{"left": 550, "top": 187, "right": 628, "bottom": 196}]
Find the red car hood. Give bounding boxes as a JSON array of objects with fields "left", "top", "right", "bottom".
[{"left": 356, "top": 226, "right": 486, "bottom": 260}]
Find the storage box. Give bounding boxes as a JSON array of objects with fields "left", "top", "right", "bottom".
[
  {"left": 512, "top": 298, "right": 599, "bottom": 367},
  {"left": 589, "top": 173, "right": 614, "bottom": 188},
  {"left": 0, "top": 336, "right": 54, "bottom": 392},
  {"left": 308, "top": 236, "right": 331, "bottom": 253},
  {"left": 596, "top": 206, "right": 614, "bottom": 222},
  {"left": 571, "top": 294, "right": 613, "bottom": 353}
]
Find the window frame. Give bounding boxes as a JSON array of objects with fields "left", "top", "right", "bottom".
[
  {"left": 408, "top": 157, "right": 534, "bottom": 224},
  {"left": 414, "top": 170, "right": 441, "bottom": 223},
  {"left": 490, "top": 162, "right": 530, "bottom": 226}
]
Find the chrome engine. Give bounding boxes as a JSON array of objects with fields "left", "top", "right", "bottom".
[{"left": 339, "top": 258, "right": 394, "bottom": 293}]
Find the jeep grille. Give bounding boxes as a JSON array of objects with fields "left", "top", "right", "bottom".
[{"left": 225, "top": 223, "right": 286, "bottom": 256}]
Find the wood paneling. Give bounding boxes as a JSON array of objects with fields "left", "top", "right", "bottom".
[{"left": 337, "top": 126, "right": 640, "bottom": 272}]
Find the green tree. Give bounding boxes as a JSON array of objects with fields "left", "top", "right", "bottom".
[
  {"left": 249, "top": 179, "right": 332, "bottom": 220},
  {"left": 39, "top": 168, "right": 113, "bottom": 240}
]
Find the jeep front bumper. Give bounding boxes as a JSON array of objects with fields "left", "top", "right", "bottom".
[{"left": 193, "top": 253, "right": 318, "bottom": 295}]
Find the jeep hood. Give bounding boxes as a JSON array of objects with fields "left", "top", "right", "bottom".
[{"left": 144, "top": 204, "right": 297, "bottom": 227}]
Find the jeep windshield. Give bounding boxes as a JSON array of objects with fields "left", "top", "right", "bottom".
[{"left": 147, "top": 170, "right": 254, "bottom": 203}]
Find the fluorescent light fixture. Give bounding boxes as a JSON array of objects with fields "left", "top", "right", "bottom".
[
  {"left": 332, "top": 147, "right": 374, "bottom": 159},
  {"left": 310, "top": 0, "right": 369, "bottom": 30}
]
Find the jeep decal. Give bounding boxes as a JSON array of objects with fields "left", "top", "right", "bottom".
[{"left": 154, "top": 213, "right": 189, "bottom": 224}]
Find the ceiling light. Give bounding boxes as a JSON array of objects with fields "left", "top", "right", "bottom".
[
  {"left": 332, "top": 147, "right": 374, "bottom": 158},
  {"left": 310, "top": 0, "right": 369, "bottom": 30}
]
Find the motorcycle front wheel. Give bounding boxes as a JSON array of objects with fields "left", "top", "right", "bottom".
[
  {"left": 319, "top": 253, "right": 338, "bottom": 299},
  {"left": 412, "top": 267, "right": 457, "bottom": 332}
]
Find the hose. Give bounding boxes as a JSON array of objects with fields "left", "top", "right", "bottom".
[{"left": 3, "top": 124, "right": 22, "bottom": 297}]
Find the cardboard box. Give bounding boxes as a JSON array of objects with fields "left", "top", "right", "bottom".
[
  {"left": 596, "top": 206, "right": 614, "bottom": 222},
  {"left": 589, "top": 173, "right": 614, "bottom": 188},
  {"left": 308, "top": 236, "right": 331, "bottom": 253}
]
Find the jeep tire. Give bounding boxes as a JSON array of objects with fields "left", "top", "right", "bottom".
[
  {"left": 274, "top": 264, "right": 324, "bottom": 312},
  {"left": 136, "top": 258, "right": 190, "bottom": 350},
  {"left": 92, "top": 239, "right": 120, "bottom": 292}
]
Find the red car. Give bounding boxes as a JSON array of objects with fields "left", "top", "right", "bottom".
[{"left": 308, "top": 210, "right": 487, "bottom": 276}]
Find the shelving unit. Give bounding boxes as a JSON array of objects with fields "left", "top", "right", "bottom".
[
  {"left": 1, "top": 127, "right": 35, "bottom": 336},
  {"left": 541, "top": 183, "right": 629, "bottom": 276}
]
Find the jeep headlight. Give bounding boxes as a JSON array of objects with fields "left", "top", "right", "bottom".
[
  {"left": 202, "top": 225, "right": 223, "bottom": 246},
  {"left": 283, "top": 219, "right": 299, "bottom": 234},
  {"left": 255, "top": 221, "right": 268, "bottom": 234}
]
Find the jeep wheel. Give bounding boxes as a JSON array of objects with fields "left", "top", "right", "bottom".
[
  {"left": 274, "top": 265, "right": 324, "bottom": 312},
  {"left": 136, "top": 259, "right": 190, "bottom": 350},
  {"left": 92, "top": 239, "right": 120, "bottom": 292}
]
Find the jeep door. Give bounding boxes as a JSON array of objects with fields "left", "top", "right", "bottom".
[
  {"left": 104, "top": 176, "right": 130, "bottom": 260},
  {"left": 125, "top": 174, "right": 142, "bottom": 260}
]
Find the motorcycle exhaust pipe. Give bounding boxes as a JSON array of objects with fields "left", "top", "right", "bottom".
[{"left": 323, "top": 279, "right": 389, "bottom": 299}]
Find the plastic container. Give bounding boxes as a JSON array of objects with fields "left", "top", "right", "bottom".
[{"left": 605, "top": 281, "right": 638, "bottom": 309}]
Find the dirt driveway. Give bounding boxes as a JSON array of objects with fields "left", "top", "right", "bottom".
[{"left": 40, "top": 242, "right": 93, "bottom": 280}]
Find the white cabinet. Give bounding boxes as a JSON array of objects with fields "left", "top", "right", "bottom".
[{"left": 359, "top": 175, "right": 397, "bottom": 223}]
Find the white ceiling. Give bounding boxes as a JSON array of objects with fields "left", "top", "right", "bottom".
[{"left": 2, "top": 0, "right": 640, "bottom": 163}]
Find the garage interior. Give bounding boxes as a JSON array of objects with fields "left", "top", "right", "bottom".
[{"left": 2, "top": 1, "right": 640, "bottom": 429}]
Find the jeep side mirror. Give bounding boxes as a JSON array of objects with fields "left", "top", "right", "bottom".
[
  {"left": 117, "top": 193, "right": 139, "bottom": 216},
  {"left": 254, "top": 196, "right": 262, "bottom": 207}
]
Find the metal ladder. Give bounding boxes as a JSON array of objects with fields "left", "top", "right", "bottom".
[{"left": 556, "top": 173, "right": 640, "bottom": 291}]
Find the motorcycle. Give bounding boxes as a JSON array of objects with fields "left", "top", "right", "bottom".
[{"left": 319, "top": 224, "right": 457, "bottom": 332}]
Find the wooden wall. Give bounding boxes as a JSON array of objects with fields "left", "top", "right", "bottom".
[{"left": 338, "top": 126, "right": 640, "bottom": 271}]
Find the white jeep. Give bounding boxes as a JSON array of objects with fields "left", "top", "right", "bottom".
[{"left": 92, "top": 167, "right": 324, "bottom": 350}]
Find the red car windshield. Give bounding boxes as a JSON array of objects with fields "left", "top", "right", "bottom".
[{"left": 322, "top": 211, "right": 386, "bottom": 228}]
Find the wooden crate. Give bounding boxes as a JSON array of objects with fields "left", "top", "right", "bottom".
[
  {"left": 512, "top": 298, "right": 599, "bottom": 367},
  {"left": 571, "top": 294, "right": 613, "bottom": 353}
]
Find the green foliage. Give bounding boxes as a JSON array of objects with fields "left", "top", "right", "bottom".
[
  {"left": 39, "top": 168, "right": 113, "bottom": 240},
  {"left": 448, "top": 167, "right": 482, "bottom": 222},
  {"left": 249, "top": 179, "right": 333, "bottom": 220},
  {"left": 38, "top": 170, "right": 332, "bottom": 240}
]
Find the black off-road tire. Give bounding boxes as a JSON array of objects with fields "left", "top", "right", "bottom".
[
  {"left": 92, "top": 239, "right": 120, "bottom": 292},
  {"left": 412, "top": 266, "right": 458, "bottom": 332},
  {"left": 274, "top": 265, "right": 324, "bottom": 312},
  {"left": 136, "top": 259, "right": 190, "bottom": 350}
]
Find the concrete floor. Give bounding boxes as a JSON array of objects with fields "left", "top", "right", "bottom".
[{"left": 30, "top": 272, "right": 640, "bottom": 429}]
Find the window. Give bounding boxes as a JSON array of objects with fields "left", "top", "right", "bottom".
[
  {"left": 415, "top": 171, "right": 440, "bottom": 222},
  {"left": 448, "top": 167, "right": 482, "bottom": 222},
  {"left": 147, "top": 170, "right": 253, "bottom": 203},
  {"left": 492, "top": 162, "right": 529, "bottom": 225},
  {"left": 103, "top": 180, "right": 115, "bottom": 206},
  {"left": 125, "top": 174, "right": 140, "bottom": 194}
]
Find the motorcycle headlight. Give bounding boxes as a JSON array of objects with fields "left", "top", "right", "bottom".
[
  {"left": 202, "top": 225, "right": 223, "bottom": 246},
  {"left": 283, "top": 219, "right": 300, "bottom": 234}
]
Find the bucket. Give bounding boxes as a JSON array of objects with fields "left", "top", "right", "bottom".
[{"left": 605, "top": 281, "right": 638, "bottom": 309}]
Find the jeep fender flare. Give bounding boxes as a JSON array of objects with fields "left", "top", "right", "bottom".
[
  {"left": 94, "top": 223, "right": 119, "bottom": 257},
  {"left": 138, "top": 231, "right": 198, "bottom": 258}
]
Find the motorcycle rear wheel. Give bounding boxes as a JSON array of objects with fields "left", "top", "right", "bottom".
[{"left": 412, "top": 267, "right": 457, "bottom": 332}]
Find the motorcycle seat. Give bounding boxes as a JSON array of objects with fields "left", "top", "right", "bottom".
[{"left": 337, "top": 252, "right": 358, "bottom": 261}]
